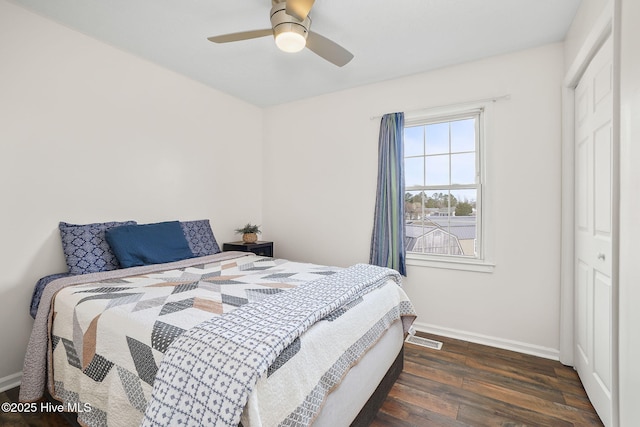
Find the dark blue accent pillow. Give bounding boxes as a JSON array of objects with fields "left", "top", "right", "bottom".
[{"left": 105, "top": 221, "right": 195, "bottom": 268}]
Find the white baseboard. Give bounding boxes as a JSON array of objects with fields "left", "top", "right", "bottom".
[
  {"left": 413, "top": 321, "right": 561, "bottom": 361},
  {"left": 0, "top": 372, "right": 22, "bottom": 393}
]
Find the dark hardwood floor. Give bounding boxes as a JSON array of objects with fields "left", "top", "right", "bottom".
[
  {"left": 372, "top": 332, "right": 603, "bottom": 426},
  {"left": 1, "top": 332, "right": 602, "bottom": 426}
]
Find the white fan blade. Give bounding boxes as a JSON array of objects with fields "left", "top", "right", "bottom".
[
  {"left": 208, "top": 29, "right": 272, "bottom": 43},
  {"left": 306, "top": 31, "right": 353, "bottom": 67}
]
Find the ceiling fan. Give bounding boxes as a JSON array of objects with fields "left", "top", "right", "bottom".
[{"left": 207, "top": 0, "right": 353, "bottom": 67}]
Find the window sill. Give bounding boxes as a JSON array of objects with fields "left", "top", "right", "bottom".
[{"left": 406, "top": 254, "right": 495, "bottom": 273}]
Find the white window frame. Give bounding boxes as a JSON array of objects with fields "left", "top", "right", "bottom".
[{"left": 404, "top": 104, "right": 495, "bottom": 273}]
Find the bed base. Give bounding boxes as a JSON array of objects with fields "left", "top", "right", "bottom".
[
  {"left": 350, "top": 346, "right": 403, "bottom": 427},
  {"left": 45, "top": 347, "right": 403, "bottom": 427}
]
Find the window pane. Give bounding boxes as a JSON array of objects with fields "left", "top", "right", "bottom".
[
  {"left": 451, "top": 153, "right": 476, "bottom": 184},
  {"left": 404, "top": 126, "right": 424, "bottom": 157},
  {"left": 451, "top": 189, "right": 477, "bottom": 257},
  {"left": 430, "top": 189, "right": 476, "bottom": 257},
  {"left": 425, "top": 154, "right": 449, "bottom": 185},
  {"left": 424, "top": 192, "right": 444, "bottom": 209},
  {"left": 425, "top": 122, "right": 449, "bottom": 155},
  {"left": 404, "top": 188, "right": 478, "bottom": 257},
  {"left": 404, "top": 191, "right": 424, "bottom": 222},
  {"left": 404, "top": 157, "right": 424, "bottom": 187},
  {"left": 450, "top": 188, "right": 477, "bottom": 209},
  {"left": 451, "top": 118, "right": 476, "bottom": 153}
]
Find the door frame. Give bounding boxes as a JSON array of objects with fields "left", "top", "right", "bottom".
[{"left": 560, "top": 5, "right": 619, "bottom": 425}]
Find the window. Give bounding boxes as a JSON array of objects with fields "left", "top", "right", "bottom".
[{"left": 404, "top": 109, "right": 486, "bottom": 267}]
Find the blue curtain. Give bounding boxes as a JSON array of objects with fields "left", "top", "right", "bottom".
[{"left": 369, "top": 112, "right": 406, "bottom": 275}]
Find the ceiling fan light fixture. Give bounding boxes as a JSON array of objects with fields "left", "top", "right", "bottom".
[
  {"left": 274, "top": 23, "right": 307, "bottom": 53},
  {"left": 208, "top": 0, "right": 353, "bottom": 66}
]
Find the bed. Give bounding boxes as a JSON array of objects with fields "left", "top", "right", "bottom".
[{"left": 20, "top": 220, "right": 416, "bottom": 427}]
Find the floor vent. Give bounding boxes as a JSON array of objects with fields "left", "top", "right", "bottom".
[{"left": 405, "top": 335, "right": 443, "bottom": 350}]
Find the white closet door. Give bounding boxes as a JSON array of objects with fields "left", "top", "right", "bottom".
[{"left": 574, "top": 35, "right": 613, "bottom": 426}]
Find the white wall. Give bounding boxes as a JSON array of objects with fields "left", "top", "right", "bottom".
[
  {"left": 263, "top": 44, "right": 564, "bottom": 357},
  {"left": 564, "top": 0, "right": 612, "bottom": 71},
  {"left": 618, "top": 0, "right": 640, "bottom": 424},
  {"left": 0, "top": 0, "right": 263, "bottom": 384}
]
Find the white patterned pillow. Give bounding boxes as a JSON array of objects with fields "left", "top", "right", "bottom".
[{"left": 59, "top": 221, "right": 137, "bottom": 274}]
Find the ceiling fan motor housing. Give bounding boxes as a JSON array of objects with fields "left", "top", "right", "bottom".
[{"left": 270, "top": 1, "right": 310, "bottom": 44}]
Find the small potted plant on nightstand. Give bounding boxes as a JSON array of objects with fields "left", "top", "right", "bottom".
[{"left": 235, "top": 223, "right": 261, "bottom": 244}]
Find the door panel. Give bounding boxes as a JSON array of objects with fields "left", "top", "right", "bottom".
[
  {"left": 574, "top": 35, "right": 613, "bottom": 426},
  {"left": 594, "top": 125, "right": 612, "bottom": 235},
  {"left": 593, "top": 271, "right": 612, "bottom": 391},
  {"left": 576, "top": 261, "right": 589, "bottom": 362}
]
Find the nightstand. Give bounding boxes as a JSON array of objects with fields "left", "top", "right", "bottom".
[{"left": 222, "top": 241, "right": 273, "bottom": 257}]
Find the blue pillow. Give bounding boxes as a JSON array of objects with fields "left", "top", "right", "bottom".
[
  {"left": 180, "top": 219, "right": 220, "bottom": 257},
  {"left": 105, "top": 221, "right": 195, "bottom": 268},
  {"left": 59, "top": 221, "right": 137, "bottom": 274}
]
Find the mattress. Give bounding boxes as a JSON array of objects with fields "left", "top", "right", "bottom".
[
  {"left": 312, "top": 319, "right": 404, "bottom": 426},
  {"left": 21, "top": 252, "right": 415, "bottom": 426}
]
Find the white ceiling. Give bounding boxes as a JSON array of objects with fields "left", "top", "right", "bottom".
[{"left": 11, "top": 0, "right": 581, "bottom": 107}]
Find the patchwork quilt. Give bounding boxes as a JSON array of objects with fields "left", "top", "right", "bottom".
[{"left": 21, "top": 253, "right": 416, "bottom": 427}]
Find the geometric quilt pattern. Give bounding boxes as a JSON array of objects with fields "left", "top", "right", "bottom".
[
  {"left": 151, "top": 321, "right": 185, "bottom": 353},
  {"left": 126, "top": 337, "right": 158, "bottom": 386},
  {"left": 267, "top": 337, "right": 300, "bottom": 377},
  {"left": 141, "top": 263, "right": 409, "bottom": 427},
  {"left": 49, "top": 255, "right": 343, "bottom": 427}
]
